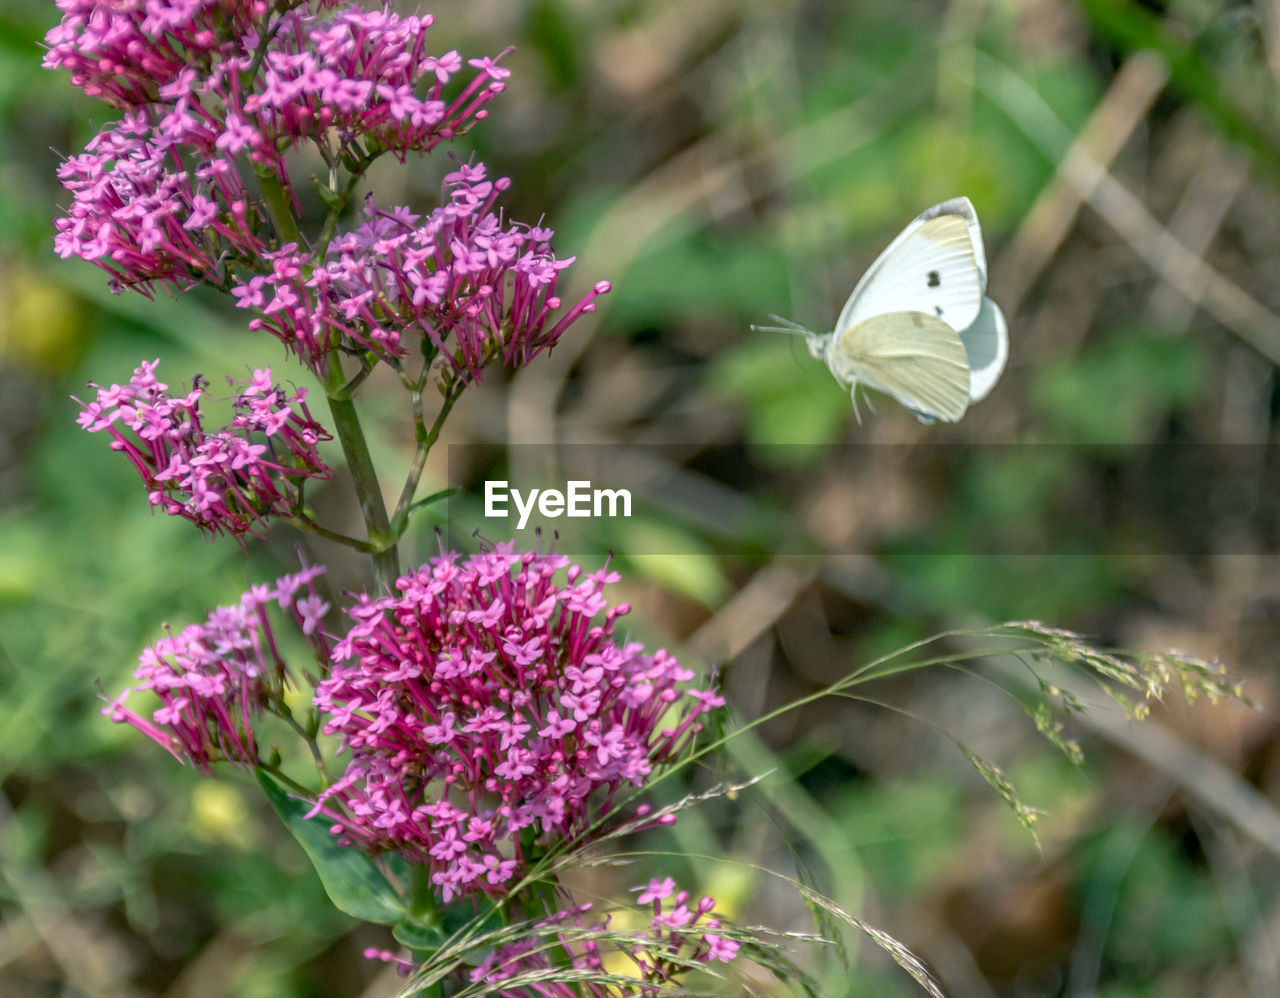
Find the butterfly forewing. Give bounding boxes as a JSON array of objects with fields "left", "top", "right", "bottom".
[
  {"left": 832, "top": 311, "right": 971, "bottom": 422},
  {"left": 836, "top": 212, "right": 984, "bottom": 336}
]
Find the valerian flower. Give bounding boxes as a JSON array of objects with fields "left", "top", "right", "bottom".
[
  {"left": 629, "top": 879, "right": 740, "bottom": 973},
  {"left": 309, "top": 546, "right": 724, "bottom": 904},
  {"left": 460, "top": 883, "right": 739, "bottom": 995},
  {"left": 76, "top": 360, "right": 332, "bottom": 539},
  {"left": 47, "top": 2, "right": 508, "bottom": 295},
  {"left": 104, "top": 565, "right": 331, "bottom": 773},
  {"left": 47, "top": 1, "right": 608, "bottom": 381},
  {"left": 236, "top": 171, "right": 611, "bottom": 376}
]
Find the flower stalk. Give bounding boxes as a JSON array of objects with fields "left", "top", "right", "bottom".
[{"left": 320, "top": 351, "right": 399, "bottom": 586}]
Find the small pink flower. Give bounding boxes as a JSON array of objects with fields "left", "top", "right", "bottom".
[
  {"left": 701, "top": 934, "right": 740, "bottom": 963},
  {"left": 635, "top": 877, "right": 676, "bottom": 905}
]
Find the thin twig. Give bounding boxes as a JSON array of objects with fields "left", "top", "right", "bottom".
[
  {"left": 996, "top": 50, "right": 1170, "bottom": 319},
  {"left": 977, "top": 52, "right": 1280, "bottom": 366},
  {"left": 0, "top": 791, "right": 137, "bottom": 997},
  {"left": 685, "top": 560, "right": 819, "bottom": 665},
  {"left": 1145, "top": 138, "right": 1249, "bottom": 331}
]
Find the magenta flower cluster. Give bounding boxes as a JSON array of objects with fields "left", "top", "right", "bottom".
[
  {"left": 309, "top": 546, "right": 724, "bottom": 904},
  {"left": 630, "top": 876, "right": 740, "bottom": 973},
  {"left": 455, "top": 880, "right": 738, "bottom": 995},
  {"left": 233, "top": 170, "right": 611, "bottom": 375},
  {"left": 105, "top": 565, "right": 331, "bottom": 773},
  {"left": 105, "top": 546, "right": 726, "bottom": 913},
  {"left": 44, "top": 0, "right": 277, "bottom": 107},
  {"left": 76, "top": 360, "right": 332, "bottom": 539},
  {"left": 48, "top": 1, "right": 507, "bottom": 296},
  {"left": 463, "top": 903, "right": 609, "bottom": 995},
  {"left": 55, "top": 108, "right": 274, "bottom": 293},
  {"left": 47, "top": 0, "right": 607, "bottom": 388}
]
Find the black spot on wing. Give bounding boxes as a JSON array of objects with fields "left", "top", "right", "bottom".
[
  {"left": 934, "top": 305, "right": 943, "bottom": 317},
  {"left": 927, "top": 270, "right": 941, "bottom": 288}
]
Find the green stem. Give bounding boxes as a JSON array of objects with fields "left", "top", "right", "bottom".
[
  {"left": 282, "top": 513, "right": 377, "bottom": 553},
  {"left": 256, "top": 759, "right": 313, "bottom": 798},
  {"left": 317, "top": 164, "right": 368, "bottom": 258},
  {"left": 272, "top": 705, "right": 331, "bottom": 787},
  {"left": 255, "top": 166, "right": 303, "bottom": 246},
  {"left": 244, "top": 5, "right": 283, "bottom": 84},
  {"left": 256, "top": 146, "right": 427, "bottom": 591},
  {"left": 322, "top": 353, "right": 399, "bottom": 588},
  {"left": 390, "top": 382, "right": 465, "bottom": 537},
  {"left": 339, "top": 355, "right": 378, "bottom": 397},
  {"left": 253, "top": 168, "right": 398, "bottom": 584}
]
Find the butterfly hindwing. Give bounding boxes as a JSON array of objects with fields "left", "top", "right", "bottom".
[
  {"left": 836, "top": 200, "right": 985, "bottom": 337},
  {"left": 831, "top": 310, "right": 971, "bottom": 423},
  {"left": 959, "top": 296, "right": 1008, "bottom": 402}
]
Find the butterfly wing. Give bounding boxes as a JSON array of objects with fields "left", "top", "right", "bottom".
[
  {"left": 836, "top": 197, "right": 986, "bottom": 337},
  {"left": 960, "top": 296, "right": 1008, "bottom": 402},
  {"left": 831, "top": 311, "right": 971, "bottom": 423}
]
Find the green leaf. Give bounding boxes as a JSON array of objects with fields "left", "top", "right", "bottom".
[
  {"left": 316, "top": 181, "right": 343, "bottom": 210},
  {"left": 257, "top": 769, "right": 406, "bottom": 925},
  {"left": 392, "top": 898, "right": 505, "bottom": 955},
  {"left": 393, "top": 919, "right": 446, "bottom": 952},
  {"left": 408, "top": 487, "right": 457, "bottom": 516}
]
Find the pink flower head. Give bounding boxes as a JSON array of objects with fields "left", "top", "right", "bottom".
[
  {"left": 47, "top": 2, "right": 509, "bottom": 295},
  {"left": 628, "top": 878, "right": 740, "bottom": 975},
  {"left": 75, "top": 361, "right": 333, "bottom": 540},
  {"left": 104, "top": 565, "right": 330, "bottom": 773},
  {"left": 238, "top": 180, "right": 610, "bottom": 377},
  {"left": 634, "top": 876, "right": 676, "bottom": 906},
  {"left": 311, "top": 546, "right": 722, "bottom": 904},
  {"left": 464, "top": 903, "right": 604, "bottom": 996},
  {"left": 700, "top": 933, "right": 740, "bottom": 964},
  {"left": 440, "top": 879, "right": 740, "bottom": 989}
]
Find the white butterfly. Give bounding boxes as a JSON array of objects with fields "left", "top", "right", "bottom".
[{"left": 755, "top": 197, "right": 1008, "bottom": 423}]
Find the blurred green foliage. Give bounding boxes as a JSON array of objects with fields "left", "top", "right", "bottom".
[{"left": 2, "top": 0, "right": 1277, "bottom": 996}]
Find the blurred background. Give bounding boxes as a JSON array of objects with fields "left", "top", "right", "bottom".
[{"left": 3, "top": 0, "right": 1280, "bottom": 995}]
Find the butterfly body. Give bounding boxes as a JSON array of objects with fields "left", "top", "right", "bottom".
[{"left": 757, "top": 197, "right": 1008, "bottom": 423}]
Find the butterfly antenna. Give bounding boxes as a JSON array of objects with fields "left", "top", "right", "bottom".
[{"left": 750, "top": 313, "right": 814, "bottom": 336}]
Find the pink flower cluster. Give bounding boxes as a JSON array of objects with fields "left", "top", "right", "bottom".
[
  {"left": 49, "top": 1, "right": 608, "bottom": 382},
  {"left": 630, "top": 876, "right": 740, "bottom": 973},
  {"left": 47, "top": 1, "right": 507, "bottom": 294},
  {"left": 76, "top": 360, "right": 332, "bottom": 539},
  {"left": 44, "top": 0, "right": 276, "bottom": 106},
  {"left": 104, "top": 549, "right": 735, "bottom": 983},
  {"left": 309, "top": 547, "right": 725, "bottom": 904},
  {"left": 459, "top": 881, "right": 738, "bottom": 995},
  {"left": 465, "top": 903, "right": 609, "bottom": 996},
  {"left": 104, "top": 565, "right": 331, "bottom": 773},
  {"left": 233, "top": 169, "right": 611, "bottom": 375},
  {"left": 55, "top": 110, "right": 272, "bottom": 292}
]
